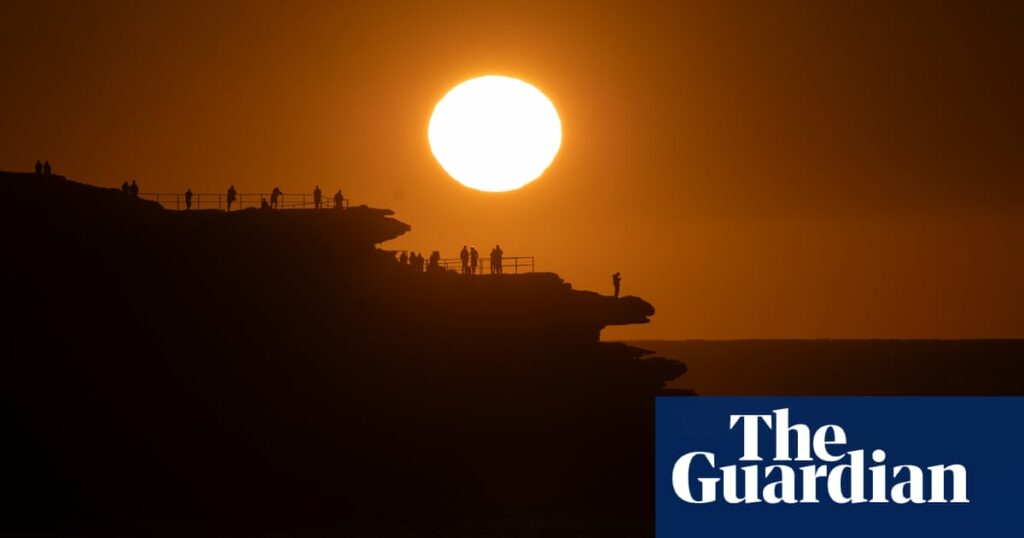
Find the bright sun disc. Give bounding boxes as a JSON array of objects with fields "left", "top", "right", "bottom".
[{"left": 428, "top": 76, "right": 562, "bottom": 192}]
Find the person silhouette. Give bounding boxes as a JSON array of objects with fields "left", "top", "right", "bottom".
[
  {"left": 227, "top": 185, "right": 237, "bottom": 211},
  {"left": 34, "top": 160, "right": 42, "bottom": 175},
  {"left": 121, "top": 181, "right": 130, "bottom": 194},
  {"left": 129, "top": 180, "right": 139, "bottom": 198},
  {"left": 460, "top": 245, "right": 469, "bottom": 274},
  {"left": 399, "top": 251, "right": 408, "bottom": 265},
  {"left": 428, "top": 251, "right": 441, "bottom": 272},
  {"left": 270, "top": 187, "right": 282, "bottom": 209},
  {"left": 333, "top": 190, "right": 344, "bottom": 210},
  {"left": 43, "top": 161, "right": 51, "bottom": 176},
  {"left": 493, "top": 244, "right": 504, "bottom": 274},
  {"left": 185, "top": 188, "right": 193, "bottom": 210},
  {"left": 469, "top": 246, "right": 479, "bottom": 275},
  {"left": 313, "top": 185, "right": 322, "bottom": 209},
  {"left": 612, "top": 272, "right": 622, "bottom": 298},
  {"left": 260, "top": 197, "right": 270, "bottom": 210}
]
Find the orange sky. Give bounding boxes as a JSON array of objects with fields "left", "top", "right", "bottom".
[{"left": 2, "top": 1, "right": 1021, "bottom": 339}]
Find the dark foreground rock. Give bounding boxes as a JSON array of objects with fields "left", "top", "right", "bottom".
[{"left": 1, "top": 171, "right": 687, "bottom": 533}]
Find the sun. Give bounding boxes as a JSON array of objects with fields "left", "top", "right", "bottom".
[{"left": 428, "top": 76, "right": 562, "bottom": 192}]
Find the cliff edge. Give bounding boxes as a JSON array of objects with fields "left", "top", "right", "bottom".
[{"left": 1, "top": 171, "right": 687, "bottom": 529}]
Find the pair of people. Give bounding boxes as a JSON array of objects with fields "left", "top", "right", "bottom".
[
  {"left": 314, "top": 186, "right": 344, "bottom": 209},
  {"left": 121, "top": 180, "right": 139, "bottom": 198},
  {"left": 34, "top": 160, "right": 52, "bottom": 176},
  {"left": 489, "top": 245, "right": 504, "bottom": 274},
  {"left": 427, "top": 251, "right": 442, "bottom": 272},
  {"left": 459, "top": 246, "right": 480, "bottom": 275},
  {"left": 404, "top": 251, "right": 425, "bottom": 271}
]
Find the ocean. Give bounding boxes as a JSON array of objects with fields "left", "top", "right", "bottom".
[{"left": 630, "top": 339, "right": 1024, "bottom": 396}]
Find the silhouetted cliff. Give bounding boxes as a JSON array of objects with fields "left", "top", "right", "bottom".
[{"left": 1, "top": 171, "right": 686, "bottom": 532}]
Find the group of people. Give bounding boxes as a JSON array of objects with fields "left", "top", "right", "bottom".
[
  {"left": 33, "top": 160, "right": 52, "bottom": 176},
  {"left": 397, "top": 246, "right": 624, "bottom": 295},
  {"left": 257, "top": 185, "right": 344, "bottom": 211},
  {"left": 399, "top": 250, "right": 442, "bottom": 272},
  {"left": 170, "top": 185, "right": 346, "bottom": 211},
  {"left": 397, "top": 245, "right": 505, "bottom": 275},
  {"left": 463, "top": 245, "right": 504, "bottom": 275},
  {"left": 457, "top": 245, "right": 504, "bottom": 274},
  {"left": 111, "top": 177, "right": 346, "bottom": 211}
]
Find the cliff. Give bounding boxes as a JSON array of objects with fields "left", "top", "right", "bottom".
[{"left": 1, "top": 171, "right": 687, "bottom": 531}]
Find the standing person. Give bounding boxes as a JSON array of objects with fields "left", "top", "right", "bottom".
[
  {"left": 333, "top": 190, "right": 344, "bottom": 209},
  {"left": 121, "top": 181, "right": 130, "bottom": 194},
  {"left": 612, "top": 272, "right": 622, "bottom": 298},
  {"left": 469, "top": 246, "right": 479, "bottom": 275},
  {"left": 43, "top": 161, "right": 52, "bottom": 175},
  {"left": 129, "top": 180, "right": 139, "bottom": 198},
  {"left": 428, "top": 251, "right": 441, "bottom": 272},
  {"left": 270, "top": 187, "right": 282, "bottom": 209},
  {"left": 460, "top": 245, "right": 470, "bottom": 274},
  {"left": 185, "top": 188, "right": 193, "bottom": 210},
  {"left": 34, "top": 160, "right": 42, "bottom": 175},
  {"left": 399, "top": 251, "right": 408, "bottom": 265},
  {"left": 313, "top": 185, "right": 322, "bottom": 209},
  {"left": 227, "top": 185, "right": 237, "bottom": 211}
]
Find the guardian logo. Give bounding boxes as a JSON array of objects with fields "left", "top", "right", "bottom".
[
  {"left": 655, "top": 398, "right": 1024, "bottom": 537},
  {"left": 672, "top": 408, "right": 968, "bottom": 505}
]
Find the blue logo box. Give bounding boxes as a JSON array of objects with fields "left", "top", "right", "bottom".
[{"left": 655, "top": 397, "right": 1024, "bottom": 536}]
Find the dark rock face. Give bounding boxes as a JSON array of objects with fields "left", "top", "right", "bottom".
[{"left": 1, "top": 171, "right": 687, "bottom": 530}]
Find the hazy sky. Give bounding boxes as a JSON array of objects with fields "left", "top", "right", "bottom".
[{"left": 2, "top": 1, "right": 1021, "bottom": 339}]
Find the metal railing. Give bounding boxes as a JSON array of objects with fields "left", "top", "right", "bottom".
[
  {"left": 394, "top": 255, "right": 535, "bottom": 274},
  {"left": 139, "top": 192, "right": 349, "bottom": 211}
]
